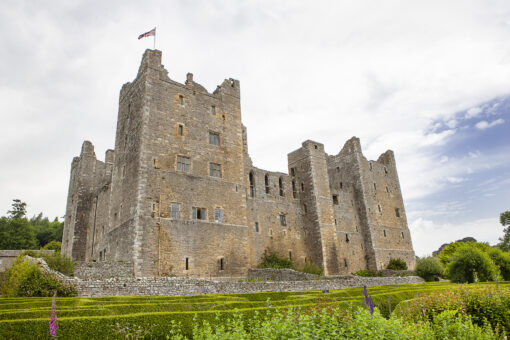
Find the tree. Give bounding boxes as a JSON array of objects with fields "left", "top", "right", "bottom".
[
  {"left": 439, "top": 241, "right": 491, "bottom": 266},
  {"left": 7, "top": 199, "right": 27, "bottom": 219},
  {"left": 415, "top": 257, "right": 444, "bottom": 282},
  {"left": 498, "top": 211, "right": 510, "bottom": 251},
  {"left": 0, "top": 217, "right": 38, "bottom": 250},
  {"left": 446, "top": 247, "right": 498, "bottom": 283}
]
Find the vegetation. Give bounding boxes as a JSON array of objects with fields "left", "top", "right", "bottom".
[
  {"left": 0, "top": 200, "right": 63, "bottom": 250},
  {"left": 300, "top": 261, "right": 324, "bottom": 276},
  {"left": 352, "top": 269, "right": 382, "bottom": 277},
  {"left": 439, "top": 241, "right": 491, "bottom": 266},
  {"left": 387, "top": 258, "right": 408, "bottom": 270},
  {"left": 499, "top": 211, "right": 510, "bottom": 251},
  {"left": 0, "top": 256, "right": 76, "bottom": 297},
  {"left": 0, "top": 282, "right": 507, "bottom": 338},
  {"left": 257, "top": 252, "right": 295, "bottom": 269},
  {"left": 446, "top": 247, "right": 498, "bottom": 283},
  {"left": 415, "top": 256, "right": 444, "bottom": 282}
]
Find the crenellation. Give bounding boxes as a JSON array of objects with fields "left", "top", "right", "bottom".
[{"left": 62, "top": 49, "right": 415, "bottom": 277}]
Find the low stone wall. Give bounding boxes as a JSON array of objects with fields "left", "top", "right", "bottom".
[
  {"left": 74, "top": 261, "right": 134, "bottom": 280},
  {"left": 76, "top": 275, "right": 425, "bottom": 297},
  {"left": 248, "top": 268, "right": 319, "bottom": 281},
  {"left": 0, "top": 250, "right": 54, "bottom": 272}
]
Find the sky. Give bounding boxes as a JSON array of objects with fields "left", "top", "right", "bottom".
[{"left": 0, "top": 0, "right": 509, "bottom": 256}]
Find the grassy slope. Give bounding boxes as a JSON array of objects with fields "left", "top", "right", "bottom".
[{"left": 1, "top": 282, "right": 508, "bottom": 339}]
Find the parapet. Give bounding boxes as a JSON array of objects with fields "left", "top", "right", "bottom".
[{"left": 80, "top": 141, "right": 96, "bottom": 158}]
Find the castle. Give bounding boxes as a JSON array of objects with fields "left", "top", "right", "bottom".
[{"left": 62, "top": 49, "right": 416, "bottom": 277}]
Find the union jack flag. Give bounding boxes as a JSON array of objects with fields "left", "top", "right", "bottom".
[{"left": 138, "top": 28, "right": 156, "bottom": 40}]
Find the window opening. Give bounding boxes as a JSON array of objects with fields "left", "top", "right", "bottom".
[
  {"left": 373, "top": 182, "right": 377, "bottom": 190},
  {"left": 214, "top": 208, "right": 224, "bottom": 223},
  {"left": 99, "top": 251, "right": 102, "bottom": 261},
  {"left": 209, "top": 132, "right": 220, "bottom": 146},
  {"left": 211, "top": 106, "right": 216, "bottom": 115},
  {"left": 292, "top": 180, "right": 297, "bottom": 198},
  {"left": 344, "top": 258, "right": 348, "bottom": 267},
  {"left": 178, "top": 124, "right": 184, "bottom": 136},
  {"left": 384, "top": 166, "right": 388, "bottom": 174},
  {"left": 171, "top": 203, "right": 181, "bottom": 219},
  {"left": 279, "top": 214, "right": 287, "bottom": 226},
  {"left": 303, "top": 204, "right": 307, "bottom": 213},
  {"left": 219, "top": 258, "right": 224, "bottom": 270},
  {"left": 340, "top": 182, "right": 343, "bottom": 189},
  {"left": 255, "top": 222, "right": 259, "bottom": 233},
  {"left": 383, "top": 230, "right": 387, "bottom": 237},
  {"left": 185, "top": 257, "right": 189, "bottom": 270},
  {"left": 290, "top": 168, "right": 295, "bottom": 176},
  {"left": 401, "top": 232, "right": 405, "bottom": 239},
  {"left": 265, "top": 174, "right": 270, "bottom": 193},
  {"left": 122, "top": 165, "right": 126, "bottom": 178},
  {"left": 179, "top": 95, "right": 184, "bottom": 105},
  {"left": 177, "top": 156, "right": 190, "bottom": 172},
  {"left": 192, "top": 207, "right": 206, "bottom": 220},
  {"left": 335, "top": 218, "right": 337, "bottom": 225},
  {"left": 209, "top": 163, "right": 221, "bottom": 178},
  {"left": 378, "top": 205, "right": 382, "bottom": 213},
  {"left": 386, "top": 186, "right": 389, "bottom": 193},
  {"left": 301, "top": 182, "right": 305, "bottom": 192},
  {"left": 346, "top": 234, "right": 350, "bottom": 243},
  {"left": 395, "top": 208, "right": 400, "bottom": 217},
  {"left": 369, "top": 162, "right": 373, "bottom": 170},
  {"left": 279, "top": 177, "right": 284, "bottom": 196},
  {"left": 249, "top": 171, "right": 255, "bottom": 197},
  {"left": 332, "top": 195, "right": 339, "bottom": 205},
  {"left": 289, "top": 251, "right": 292, "bottom": 260}
]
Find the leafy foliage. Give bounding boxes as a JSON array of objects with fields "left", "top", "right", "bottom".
[
  {"left": 499, "top": 211, "right": 510, "bottom": 251},
  {"left": 387, "top": 258, "right": 408, "bottom": 270},
  {"left": 439, "top": 241, "right": 491, "bottom": 266},
  {"left": 1, "top": 257, "right": 76, "bottom": 297},
  {"left": 258, "top": 252, "right": 295, "bottom": 269},
  {"left": 487, "top": 247, "right": 510, "bottom": 281},
  {"left": 42, "top": 253, "right": 76, "bottom": 276},
  {"left": 7, "top": 199, "right": 27, "bottom": 219},
  {"left": 300, "top": 261, "right": 323, "bottom": 276},
  {"left": 352, "top": 269, "right": 382, "bottom": 277},
  {"left": 446, "top": 247, "right": 498, "bottom": 283},
  {"left": 415, "top": 256, "right": 444, "bottom": 282},
  {"left": 42, "top": 240, "right": 62, "bottom": 253}
]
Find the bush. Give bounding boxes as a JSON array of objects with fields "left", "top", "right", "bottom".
[
  {"left": 41, "top": 240, "right": 62, "bottom": 253},
  {"left": 446, "top": 247, "right": 498, "bottom": 283},
  {"left": 415, "top": 257, "right": 444, "bottom": 282},
  {"left": 487, "top": 248, "right": 510, "bottom": 281},
  {"left": 439, "top": 241, "right": 492, "bottom": 266},
  {"left": 300, "top": 262, "right": 323, "bottom": 276},
  {"left": 387, "top": 258, "right": 408, "bottom": 270},
  {"left": 1, "top": 257, "right": 76, "bottom": 297},
  {"left": 42, "top": 253, "right": 75, "bottom": 276},
  {"left": 352, "top": 269, "right": 381, "bottom": 277},
  {"left": 258, "top": 252, "right": 294, "bottom": 269}
]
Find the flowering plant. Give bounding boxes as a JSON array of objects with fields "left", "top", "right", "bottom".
[{"left": 49, "top": 292, "right": 59, "bottom": 337}]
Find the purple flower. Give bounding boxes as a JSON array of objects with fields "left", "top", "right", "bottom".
[
  {"left": 363, "top": 286, "right": 374, "bottom": 316},
  {"left": 49, "top": 292, "right": 59, "bottom": 337}
]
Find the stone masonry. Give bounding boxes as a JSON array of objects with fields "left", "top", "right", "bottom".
[{"left": 62, "top": 49, "right": 416, "bottom": 278}]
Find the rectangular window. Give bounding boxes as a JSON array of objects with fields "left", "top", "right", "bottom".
[
  {"left": 211, "top": 106, "right": 216, "bottom": 115},
  {"left": 177, "top": 156, "right": 190, "bottom": 172},
  {"left": 185, "top": 257, "right": 189, "bottom": 270},
  {"left": 209, "top": 132, "right": 220, "bottom": 146},
  {"left": 219, "top": 258, "right": 224, "bottom": 270},
  {"left": 279, "top": 214, "right": 287, "bottom": 226},
  {"left": 290, "top": 168, "right": 295, "bottom": 176},
  {"left": 178, "top": 124, "right": 184, "bottom": 136},
  {"left": 192, "top": 207, "right": 206, "bottom": 220},
  {"left": 209, "top": 163, "right": 221, "bottom": 178},
  {"left": 171, "top": 203, "right": 181, "bottom": 219},
  {"left": 214, "top": 208, "right": 223, "bottom": 223},
  {"left": 255, "top": 222, "right": 259, "bottom": 232},
  {"left": 122, "top": 165, "right": 126, "bottom": 178},
  {"left": 332, "top": 195, "right": 339, "bottom": 205},
  {"left": 395, "top": 208, "right": 400, "bottom": 217},
  {"left": 179, "top": 95, "right": 184, "bottom": 105}
]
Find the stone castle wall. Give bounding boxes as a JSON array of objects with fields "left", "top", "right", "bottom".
[{"left": 62, "top": 49, "right": 416, "bottom": 278}]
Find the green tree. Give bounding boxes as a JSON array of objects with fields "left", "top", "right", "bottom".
[
  {"left": 498, "top": 211, "right": 510, "bottom": 251},
  {"left": 439, "top": 241, "right": 491, "bottom": 266},
  {"left": 0, "top": 217, "right": 38, "bottom": 250},
  {"left": 7, "top": 199, "right": 27, "bottom": 219},
  {"left": 487, "top": 247, "right": 510, "bottom": 280},
  {"left": 415, "top": 257, "right": 444, "bottom": 282},
  {"left": 446, "top": 247, "right": 498, "bottom": 283}
]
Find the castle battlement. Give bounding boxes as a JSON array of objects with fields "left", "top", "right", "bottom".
[{"left": 62, "top": 49, "right": 415, "bottom": 277}]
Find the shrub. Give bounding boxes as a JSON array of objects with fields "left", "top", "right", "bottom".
[
  {"left": 415, "top": 257, "right": 444, "bottom": 282},
  {"left": 387, "top": 258, "right": 408, "bottom": 270},
  {"left": 300, "top": 262, "right": 323, "bottom": 276},
  {"left": 42, "top": 240, "right": 62, "bottom": 253},
  {"left": 487, "top": 248, "right": 510, "bottom": 281},
  {"left": 42, "top": 253, "right": 75, "bottom": 276},
  {"left": 258, "top": 252, "right": 294, "bottom": 269},
  {"left": 352, "top": 269, "right": 381, "bottom": 277},
  {"left": 1, "top": 257, "right": 76, "bottom": 297},
  {"left": 439, "top": 241, "right": 492, "bottom": 265},
  {"left": 446, "top": 247, "right": 498, "bottom": 283}
]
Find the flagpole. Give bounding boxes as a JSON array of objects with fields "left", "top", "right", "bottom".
[{"left": 153, "top": 27, "right": 156, "bottom": 50}]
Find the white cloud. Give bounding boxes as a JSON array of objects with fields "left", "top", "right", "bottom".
[
  {"left": 410, "top": 217, "right": 501, "bottom": 256},
  {"left": 447, "top": 177, "right": 466, "bottom": 184},
  {"left": 465, "top": 107, "right": 482, "bottom": 119},
  {"left": 475, "top": 118, "right": 505, "bottom": 129}
]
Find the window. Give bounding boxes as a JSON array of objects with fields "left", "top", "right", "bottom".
[
  {"left": 122, "top": 165, "right": 126, "bottom": 178},
  {"left": 103, "top": 248, "right": 106, "bottom": 260},
  {"left": 292, "top": 180, "right": 297, "bottom": 198},
  {"left": 289, "top": 251, "right": 292, "bottom": 260},
  {"left": 265, "top": 174, "right": 270, "bottom": 193},
  {"left": 209, "top": 132, "right": 220, "bottom": 146},
  {"left": 335, "top": 218, "right": 337, "bottom": 225},
  {"left": 249, "top": 171, "right": 255, "bottom": 197},
  {"left": 171, "top": 203, "right": 181, "bottom": 219},
  {"left": 373, "top": 183, "right": 377, "bottom": 190},
  {"left": 99, "top": 251, "right": 102, "bottom": 261},
  {"left": 178, "top": 124, "right": 184, "bottom": 136},
  {"left": 340, "top": 182, "right": 343, "bottom": 189},
  {"left": 255, "top": 222, "right": 259, "bottom": 233},
  {"left": 369, "top": 162, "right": 373, "bottom": 170},
  {"left": 219, "top": 258, "right": 224, "bottom": 270},
  {"left": 303, "top": 204, "right": 307, "bottom": 213},
  {"left": 290, "top": 168, "right": 295, "bottom": 176},
  {"left": 279, "top": 214, "right": 287, "bottom": 226},
  {"left": 383, "top": 230, "right": 387, "bottom": 237},
  {"left": 395, "top": 208, "right": 400, "bottom": 217},
  {"left": 386, "top": 186, "right": 389, "bottom": 193},
  {"left": 344, "top": 258, "right": 348, "bottom": 267},
  {"left": 214, "top": 208, "right": 224, "bottom": 223},
  {"left": 192, "top": 207, "right": 206, "bottom": 220},
  {"left": 401, "top": 232, "right": 405, "bottom": 239},
  {"left": 269, "top": 228, "right": 273, "bottom": 236},
  {"left": 378, "top": 205, "right": 382, "bottom": 213},
  {"left": 384, "top": 166, "right": 388, "bottom": 174},
  {"left": 177, "top": 156, "right": 190, "bottom": 172},
  {"left": 301, "top": 182, "right": 305, "bottom": 192},
  {"left": 345, "top": 234, "right": 350, "bottom": 243},
  {"left": 332, "top": 195, "right": 339, "bottom": 205},
  {"left": 153, "top": 159, "right": 159, "bottom": 169},
  {"left": 279, "top": 177, "right": 284, "bottom": 196},
  {"left": 209, "top": 163, "right": 221, "bottom": 178},
  {"left": 211, "top": 105, "right": 216, "bottom": 115},
  {"left": 185, "top": 257, "right": 189, "bottom": 270},
  {"left": 179, "top": 95, "right": 184, "bottom": 105}
]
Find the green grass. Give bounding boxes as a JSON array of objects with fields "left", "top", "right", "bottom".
[{"left": 1, "top": 281, "right": 508, "bottom": 339}]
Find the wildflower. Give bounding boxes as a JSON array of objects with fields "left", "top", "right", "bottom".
[
  {"left": 49, "top": 292, "right": 59, "bottom": 337},
  {"left": 363, "top": 286, "right": 374, "bottom": 316}
]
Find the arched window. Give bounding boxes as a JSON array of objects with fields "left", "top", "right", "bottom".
[
  {"left": 265, "top": 174, "right": 270, "bottom": 193},
  {"left": 249, "top": 171, "right": 255, "bottom": 197},
  {"left": 279, "top": 177, "right": 284, "bottom": 196}
]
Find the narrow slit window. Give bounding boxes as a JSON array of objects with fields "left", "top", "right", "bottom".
[
  {"left": 384, "top": 166, "right": 388, "bottom": 174},
  {"left": 344, "top": 258, "right": 348, "bottom": 267},
  {"left": 333, "top": 195, "right": 339, "bottom": 205},
  {"left": 211, "top": 106, "right": 216, "bottom": 115},
  {"left": 185, "top": 257, "right": 189, "bottom": 270},
  {"left": 219, "top": 258, "right": 224, "bottom": 270},
  {"left": 289, "top": 251, "right": 292, "bottom": 260},
  {"left": 279, "top": 177, "right": 284, "bottom": 196},
  {"left": 395, "top": 208, "right": 400, "bottom": 217},
  {"left": 255, "top": 222, "right": 259, "bottom": 233},
  {"left": 290, "top": 168, "right": 295, "bottom": 176},
  {"left": 386, "top": 186, "right": 389, "bottom": 193},
  {"left": 345, "top": 234, "right": 350, "bottom": 243},
  {"left": 265, "top": 174, "right": 270, "bottom": 194},
  {"left": 303, "top": 204, "right": 307, "bottom": 213},
  {"left": 383, "top": 230, "right": 387, "bottom": 237},
  {"left": 369, "top": 162, "right": 373, "bottom": 170},
  {"left": 301, "top": 182, "right": 305, "bottom": 192},
  {"left": 179, "top": 95, "right": 184, "bottom": 105},
  {"left": 340, "top": 182, "right": 343, "bottom": 189},
  {"left": 378, "top": 205, "right": 382, "bottom": 213},
  {"left": 249, "top": 171, "right": 255, "bottom": 197},
  {"left": 401, "top": 232, "right": 405, "bottom": 239},
  {"left": 373, "top": 183, "right": 377, "bottom": 191},
  {"left": 292, "top": 180, "right": 297, "bottom": 198},
  {"left": 178, "top": 124, "right": 184, "bottom": 136}
]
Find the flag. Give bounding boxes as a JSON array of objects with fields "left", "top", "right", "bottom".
[{"left": 138, "top": 28, "right": 156, "bottom": 40}]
